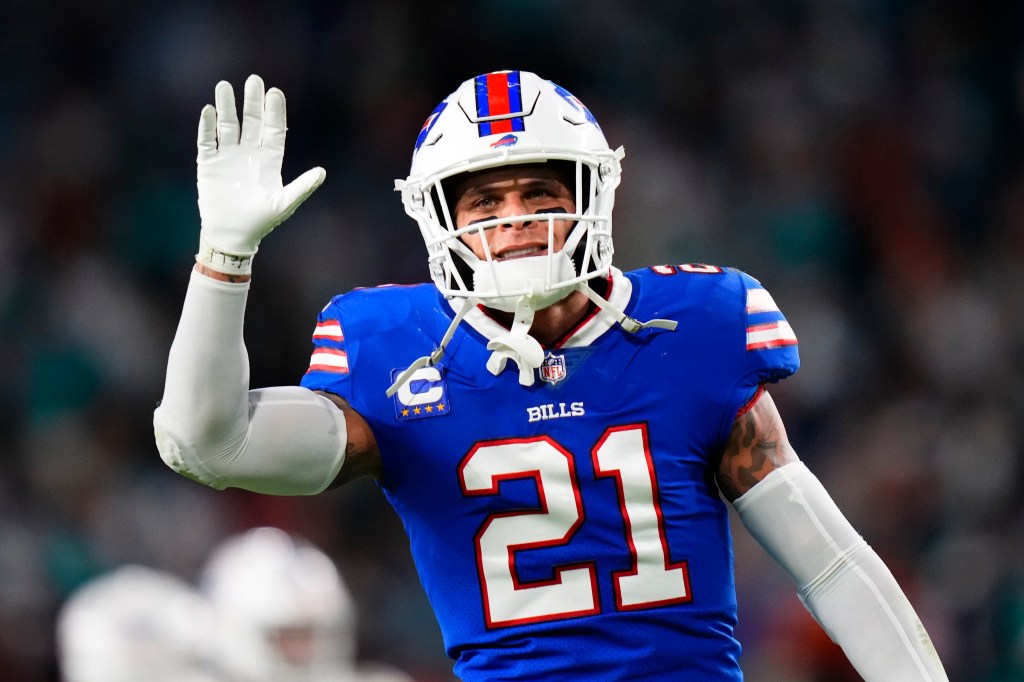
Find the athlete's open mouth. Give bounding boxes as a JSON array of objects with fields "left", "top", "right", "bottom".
[{"left": 496, "top": 245, "right": 547, "bottom": 261}]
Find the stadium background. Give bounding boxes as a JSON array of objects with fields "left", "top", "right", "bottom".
[{"left": 1, "top": 0, "right": 1022, "bottom": 679}]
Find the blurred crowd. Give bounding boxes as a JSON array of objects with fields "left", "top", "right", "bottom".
[{"left": 1, "top": 0, "right": 1022, "bottom": 680}]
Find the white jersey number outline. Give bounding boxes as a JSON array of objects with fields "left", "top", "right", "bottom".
[{"left": 458, "top": 424, "right": 691, "bottom": 628}]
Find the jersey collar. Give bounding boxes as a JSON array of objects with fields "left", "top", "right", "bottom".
[{"left": 448, "top": 268, "right": 633, "bottom": 349}]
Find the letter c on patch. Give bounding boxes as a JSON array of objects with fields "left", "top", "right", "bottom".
[{"left": 397, "top": 366, "right": 444, "bottom": 406}]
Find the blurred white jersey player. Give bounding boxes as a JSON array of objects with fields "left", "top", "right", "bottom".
[
  {"left": 200, "top": 526, "right": 414, "bottom": 682},
  {"left": 57, "top": 564, "right": 222, "bottom": 682}
]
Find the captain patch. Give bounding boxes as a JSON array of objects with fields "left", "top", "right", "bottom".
[{"left": 392, "top": 365, "right": 450, "bottom": 420}]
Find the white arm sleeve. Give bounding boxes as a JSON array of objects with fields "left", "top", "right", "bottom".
[
  {"left": 153, "top": 269, "right": 345, "bottom": 495},
  {"left": 733, "top": 462, "right": 948, "bottom": 682}
]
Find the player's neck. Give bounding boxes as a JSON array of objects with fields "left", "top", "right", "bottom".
[{"left": 486, "top": 290, "right": 592, "bottom": 347}]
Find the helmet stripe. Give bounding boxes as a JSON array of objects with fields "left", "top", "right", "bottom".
[{"left": 475, "top": 71, "right": 526, "bottom": 137}]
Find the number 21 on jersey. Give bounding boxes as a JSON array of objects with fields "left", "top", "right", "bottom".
[{"left": 458, "top": 424, "right": 692, "bottom": 628}]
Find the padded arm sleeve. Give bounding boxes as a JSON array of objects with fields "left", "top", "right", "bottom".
[
  {"left": 733, "top": 462, "right": 948, "bottom": 681},
  {"left": 153, "top": 270, "right": 345, "bottom": 495}
]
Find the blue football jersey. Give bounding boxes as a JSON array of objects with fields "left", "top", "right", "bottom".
[{"left": 300, "top": 265, "right": 799, "bottom": 681}]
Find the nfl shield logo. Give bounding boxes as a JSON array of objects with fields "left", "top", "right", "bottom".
[{"left": 539, "top": 353, "right": 567, "bottom": 384}]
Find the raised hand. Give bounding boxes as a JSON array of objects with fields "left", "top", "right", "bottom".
[{"left": 195, "top": 74, "right": 325, "bottom": 274}]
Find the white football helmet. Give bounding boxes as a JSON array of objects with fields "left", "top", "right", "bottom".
[
  {"left": 199, "top": 527, "right": 357, "bottom": 682},
  {"left": 56, "top": 565, "right": 222, "bottom": 682},
  {"left": 396, "top": 69, "right": 624, "bottom": 313},
  {"left": 387, "top": 71, "right": 674, "bottom": 396}
]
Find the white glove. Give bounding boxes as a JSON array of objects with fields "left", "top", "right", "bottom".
[{"left": 195, "top": 74, "right": 325, "bottom": 274}]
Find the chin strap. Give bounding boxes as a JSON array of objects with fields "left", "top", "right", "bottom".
[
  {"left": 578, "top": 281, "right": 678, "bottom": 333},
  {"left": 385, "top": 297, "right": 478, "bottom": 398},
  {"left": 385, "top": 281, "right": 680, "bottom": 397},
  {"left": 485, "top": 296, "right": 544, "bottom": 386}
]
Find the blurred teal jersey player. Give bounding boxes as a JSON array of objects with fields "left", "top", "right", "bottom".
[{"left": 155, "top": 70, "right": 949, "bottom": 681}]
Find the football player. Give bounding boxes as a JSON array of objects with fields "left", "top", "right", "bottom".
[
  {"left": 154, "top": 71, "right": 949, "bottom": 681},
  {"left": 56, "top": 565, "right": 222, "bottom": 682},
  {"left": 200, "top": 526, "right": 413, "bottom": 682}
]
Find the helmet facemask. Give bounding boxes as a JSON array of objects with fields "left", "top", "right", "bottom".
[{"left": 422, "top": 155, "right": 620, "bottom": 313}]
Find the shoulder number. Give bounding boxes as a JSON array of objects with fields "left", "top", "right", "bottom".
[{"left": 650, "top": 263, "right": 724, "bottom": 275}]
